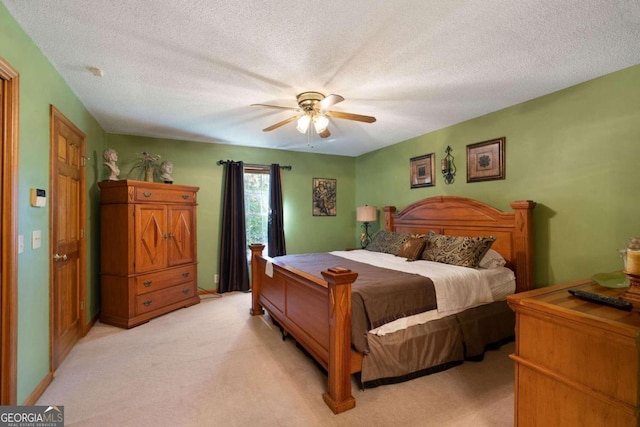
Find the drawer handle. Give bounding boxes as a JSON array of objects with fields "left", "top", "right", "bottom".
[
  {"left": 182, "top": 272, "right": 190, "bottom": 278},
  {"left": 143, "top": 280, "right": 152, "bottom": 287},
  {"left": 143, "top": 192, "right": 152, "bottom": 197},
  {"left": 182, "top": 288, "right": 191, "bottom": 294},
  {"left": 163, "top": 233, "right": 173, "bottom": 240},
  {"left": 143, "top": 300, "right": 153, "bottom": 306},
  {"left": 181, "top": 194, "right": 190, "bottom": 200}
]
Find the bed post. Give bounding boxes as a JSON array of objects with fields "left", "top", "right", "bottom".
[
  {"left": 321, "top": 268, "right": 359, "bottom": 414},
  {"left": 383, "top": 206, "right": 396, "bottom": 231},
  {"left": 249, "top": 244, "right": 265, "bottom": 315},
  {"left": 509, "top": 201, "right": 536, "bottom": 293}
]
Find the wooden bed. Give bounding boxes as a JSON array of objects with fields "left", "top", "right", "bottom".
[{"left": 249, "top": 196, "right": 536, "bottom": 413}]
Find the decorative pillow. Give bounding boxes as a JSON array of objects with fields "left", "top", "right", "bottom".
[
  {"left": 479, "top": 249, "right": 507, "bottom": 269},
  {"left": 396, "top": 237, "right": 427, "bottom": 261},
  {"left": 365, "top": 230, "right": 409, "bottom": 255},
  {"left": 422, "top": 232, "right": 496, "bottom": 268}
]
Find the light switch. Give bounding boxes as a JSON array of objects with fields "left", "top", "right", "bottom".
[
  {"left": 32, "top": 230, "right": 42, "bottom": 249},
  {"left": 18, "top": 235, "right": 24, "bottom": 254}
]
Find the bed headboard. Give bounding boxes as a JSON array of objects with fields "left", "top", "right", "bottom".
[{"left": 383, "top": 196, "right": 536, "bottom": 293}]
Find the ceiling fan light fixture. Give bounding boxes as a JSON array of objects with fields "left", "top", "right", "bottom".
[
  {"left": 253, "top": 91, "right": 375, "bottom": 136},
  {"left": 296, "top": 114, "right": 311, "bottom": 133},
  {"left": 313, "top": 115, "right": 329, "bottom": 133}
]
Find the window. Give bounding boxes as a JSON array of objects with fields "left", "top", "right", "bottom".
[{"left": 244, "top": 167, "right": 270, "bottom": 258}]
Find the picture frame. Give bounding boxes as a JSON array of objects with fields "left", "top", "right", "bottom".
[
  {"left": 312, "top": 177, "right": 336, "bottom": 216},
  {"left": 410, "top": 153, "right": 435, "bottom": 188},
  {"left": 466, "top": 137, "right": 505, "bottom": 182}
]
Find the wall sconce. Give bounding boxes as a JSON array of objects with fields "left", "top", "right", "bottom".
[
  {"left": 357, "top": 205, "right": 377, "bottom": 248},
  {"left": 441, "top": 145, "right": 456, "bottom": 184}
]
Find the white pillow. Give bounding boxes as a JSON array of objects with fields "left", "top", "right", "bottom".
[{"left": 479, "top": 249, "right": 506, "bottom": 269}]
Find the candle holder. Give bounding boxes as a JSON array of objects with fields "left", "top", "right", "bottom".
[
  {"left": 621, "top": 239, "right": 640, "bottom": 310},
  {"left": 621, "top": 272, "right": 640, "bottom": 311},
  {"left": 441, "top": 146, "right": 456, "bottom": 185}
]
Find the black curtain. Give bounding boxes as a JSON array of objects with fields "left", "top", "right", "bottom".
[
  {"left": 219, "top": 161, "right": 250, "bottom": 293},
  {"left": 268, "top": 163, "right": 286, "bottom": 257}
]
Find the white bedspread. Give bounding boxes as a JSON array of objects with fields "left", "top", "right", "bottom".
[{"left": 329, "top": 249, "right": 515, "bottom": 336}]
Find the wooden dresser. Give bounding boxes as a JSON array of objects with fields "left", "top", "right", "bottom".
[
  {"left": 98, "top": 180, "right": 200, "bottom": 328},
  {"left": 507, "top": 278, "right": 640, "bottom": 426}
]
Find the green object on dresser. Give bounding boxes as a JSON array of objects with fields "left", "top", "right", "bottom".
[{"left": 591, "top": 271, "right": 629, "bottom": 289}]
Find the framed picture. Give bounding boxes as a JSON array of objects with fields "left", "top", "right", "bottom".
[
  {"left": 466, "top": 137, "right": 505, "bottom": 182},
  {"left": 312, "top": 177, "right": 336, "bottom": 216},
  {"left": 410, "top": 153, "right": 435, "bottom": 188}
]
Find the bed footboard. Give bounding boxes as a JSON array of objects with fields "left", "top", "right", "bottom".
[{"left": 249, "top": 244, "right": 359, "bottom": 414}]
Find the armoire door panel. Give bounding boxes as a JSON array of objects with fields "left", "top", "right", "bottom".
[
  {"left": 135, "top": 204, "right": 168, "bottom": 273},
  {"left": 168, "top": 206, "right": 194, "bottom": 266}
]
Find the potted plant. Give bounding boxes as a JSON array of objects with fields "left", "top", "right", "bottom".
[{"left": 129, "top": 151, "right": 161, "bottom": 182}]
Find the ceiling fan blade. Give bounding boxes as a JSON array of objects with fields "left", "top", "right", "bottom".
[
  {"left": 318, "top": 128, "right": 331, "bottom": 138},
  {"left": 262, "top": 115, "right": 299, "bottom": 132},
  {"left": 316, "top": 94, "right": 344, "bottom": 111},
  {"left": 326, "top": 110, "right": 376, "bottom": 123},
  {"left": 251, "top": 103, "right": 299, "bottom": 112}
]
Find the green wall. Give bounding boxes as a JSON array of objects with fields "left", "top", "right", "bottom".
[
  {"left": 1, "top": 3, "right": 105, "bottom": 403},
  {"left": 356, "top": 63, "right": 640, "bottom": 287},
  {"left": 105, "top": 134, "right": 356, "bottom": 290}
]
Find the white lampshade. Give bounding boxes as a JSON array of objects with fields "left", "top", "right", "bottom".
[
  {"left": 357, "top": 205, "right": 377, "bottom": 222},
  {"left": 313, "top": 115, "right": 329, "bottom": 133},
  {"left": 296, "top": 114, "right": 311, "bottom": 133}
]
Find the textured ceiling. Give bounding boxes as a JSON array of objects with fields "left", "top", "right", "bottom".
[{"left": 3, "top": 1, "right": 640, "bottom": 156}]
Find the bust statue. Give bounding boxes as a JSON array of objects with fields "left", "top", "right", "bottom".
[
  {"left": 160, "top": 160, "right": 173, "bottom": 183},
  {"left": 103, "top": 148, "right": 120, "bottom": 181}
]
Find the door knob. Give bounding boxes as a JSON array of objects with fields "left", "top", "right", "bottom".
[{"left": 53, "top": 253, "right": 68, "bottom": 261}]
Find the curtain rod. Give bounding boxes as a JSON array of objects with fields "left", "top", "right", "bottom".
[{"left": 216, "top": 160, "right": 292, "bottom": 170}]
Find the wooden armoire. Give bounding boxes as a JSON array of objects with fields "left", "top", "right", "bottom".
[{"left": 98, "top": 180, "right": 200, "bottom": 328}]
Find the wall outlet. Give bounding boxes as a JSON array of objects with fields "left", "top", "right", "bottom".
[
  {"left": 18, "top": 235, "right": 24, "bottom": 254},
  {"left": 32, "top": 230, "right": 42, "bottom": 249},
  {"left": 214, "top": 274, "right": 219, "bottom": 284}
]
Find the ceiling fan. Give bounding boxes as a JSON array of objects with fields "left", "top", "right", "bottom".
[{"left": 251, "top": 91, "right": 376, "bottom": 138}]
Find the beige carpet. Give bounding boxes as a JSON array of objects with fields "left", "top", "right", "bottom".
[{"left": 36, "top": 292, "right": 514, "bottom": 426}]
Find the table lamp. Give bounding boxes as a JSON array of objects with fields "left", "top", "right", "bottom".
[{"left": 357, "top": 205, "right": 377, "bottom": 248}]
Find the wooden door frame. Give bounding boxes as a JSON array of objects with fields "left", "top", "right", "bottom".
[
  {"left": 49, "top": 106, "right": 87, "bottom": 371},
  {"left": 0, "top": 57, "right": 19, "bottom": 405}
]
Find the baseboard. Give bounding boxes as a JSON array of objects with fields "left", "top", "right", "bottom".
[
  {"left": 198, "top": 288, "right": 219, "bottom": 296},
  {"left": 22, "top": 371, "right": 53, "bottom": 405},
  {"left": 83, "top": 311, "right": 99, "bottom": 336},
  {"left": 22, "top": 313, "right": 98, "bottom": 405}
]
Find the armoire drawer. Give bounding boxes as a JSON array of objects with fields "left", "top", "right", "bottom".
[
  {"left": 135, "top": 282, "right": 196, "bottom": 315},
  {"left": 134, "top": 187, "right": 196, "bottom": 204},
  {"left": 135, "top": 265, "right": 196, "bottom": 295}
]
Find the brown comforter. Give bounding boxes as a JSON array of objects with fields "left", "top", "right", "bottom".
[{"left": 272, "top": 253, "right": 437, "bottom": 352}]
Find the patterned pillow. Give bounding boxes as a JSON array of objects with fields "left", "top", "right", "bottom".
[
  {"left": 422, "top": 232, "right": 496, "bottom": 268},
  {"left": 365, "top": 230, "right": 409, "bottom": 255},
  {"left": 396, "top": 237, "right": 427, "bottom": 261}
]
